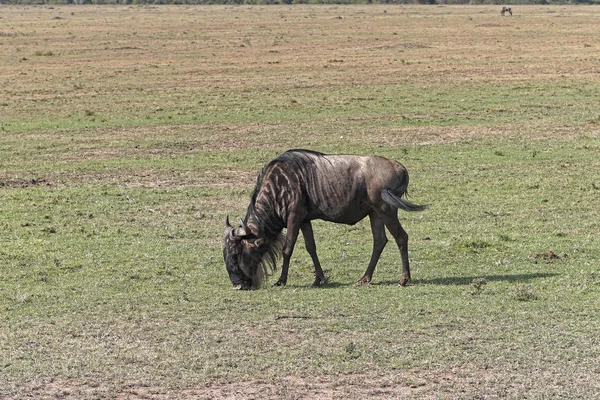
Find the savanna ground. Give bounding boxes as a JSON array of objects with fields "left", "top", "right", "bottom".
[{"left": 1, "top": 4, "right": 600, "bottom": 399}]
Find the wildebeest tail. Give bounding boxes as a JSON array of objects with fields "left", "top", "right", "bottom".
[{"left": 381, "top": 186, "right": 427, "bottom": 212}]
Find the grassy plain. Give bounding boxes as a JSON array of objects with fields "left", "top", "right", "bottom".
[{"left": 1, "top": 4, "right": 600, "bottom": 399}]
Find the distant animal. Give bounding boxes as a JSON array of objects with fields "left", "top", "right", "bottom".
[
  {"left": 223, "top": 149, "right": 427, "bottom": 290},
  {"left": 501, "top": 7, "right": 512, "bottom": 16}
]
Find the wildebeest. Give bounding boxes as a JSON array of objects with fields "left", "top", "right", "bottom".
[
  {"left": 501, "top": 7, "right": 512, "bottom": 16},
  {"left": 223, "top": 149, "right": 426, "bottom": 290}
]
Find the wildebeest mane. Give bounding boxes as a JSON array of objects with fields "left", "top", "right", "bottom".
[
  {"left": 249, "top": 149, "right": 325, "bottom": 197},
  {"left": 246, "top": 149, "right": 325, "bottom": 233}
]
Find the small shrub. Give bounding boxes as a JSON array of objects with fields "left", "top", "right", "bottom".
[
  {"left": 343, "top": 341, "right": 360, "bottom": 360},
  {"left": 34, "top": 50, "right": 54, "bottom": 57},
  {"left": 513, "top": 284, "right": 538, "bottom": 302},
  {"left": 470, "top": 277, "right": 487, "bottom": 295},
  {"left": 464, "top": 240, "right": 492, "bottom": 253}
]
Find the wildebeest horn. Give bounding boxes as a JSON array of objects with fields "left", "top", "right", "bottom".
[
  {"left": 225, "top": 215, "right": 238, "bottom": 240},
  {"left": 239, "top": 218, "right": 251, "bottom": 235},
  {"left": 225, "top": 216, "right": 251, "bottom": 238}
]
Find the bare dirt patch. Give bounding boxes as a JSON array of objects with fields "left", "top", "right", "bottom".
[
  {"left": 12, "top": 373, "right": 427, "bottom": 400},
  {"left": 11, "top": 363, "right": 600, "bottom": 399},
  {"left": 0, "top": 178, "right": 51, "bottom": 188},
  {"left": 10, "top": 367, "right": 553, "bottom": 399}
]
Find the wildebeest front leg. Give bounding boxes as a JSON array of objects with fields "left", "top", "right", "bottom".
[
  {"left": 274, "top": 219, "right": 302, "bottom": 287},
  {"left": 301, "top": 221, "right": 326, "bottom": 287},
  {"left": 382, "top": 213, "right": 411, "bottom": 286},
  {"left": 358, "top": 213, "right": 388, "bottom": 285}
]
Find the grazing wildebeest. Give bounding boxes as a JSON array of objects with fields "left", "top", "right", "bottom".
[
  {"left": 223, "top": 149, "right": 426, "bottom": 290},
  {"left": 501, "top": 7, "right": 512, "bottom": 16}
]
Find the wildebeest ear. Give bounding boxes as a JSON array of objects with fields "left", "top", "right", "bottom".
[{"left": 234, "top": 227, "right": 249, "bottom": 237}]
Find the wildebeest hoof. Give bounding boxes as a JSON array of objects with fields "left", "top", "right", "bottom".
[
  {"left": 274, "top": 280, "right": 287, "bottom": 287},
  {"left": 312, "top": 277, "right": 326, "bottom": 287},
  {"left": 357, "top": 276, "right": 371, "bottom": 286},
  {"left": 398, "top": 278, "right": 410, "bottom": 287},
  {"left": 232, "top": 282, "right": 251, "bottom": 290}
]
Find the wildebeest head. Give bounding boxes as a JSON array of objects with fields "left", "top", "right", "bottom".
[{"left": 223, "top": 216, "right": 266, "bottom": 290}]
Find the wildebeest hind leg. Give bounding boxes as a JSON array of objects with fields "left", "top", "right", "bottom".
[
  {"left": 301, "top": 221, "right": 326, "bottom": 287},
  {"left": 358, "top": 213, "right": 388, "bottom": 285},
  {"left": 382, "top": 213, "right": 411, "bottom": 286}
]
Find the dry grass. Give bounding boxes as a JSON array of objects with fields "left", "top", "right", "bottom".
[{"left": 2, "top": 5, "right": 600, "bottom": 148}]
